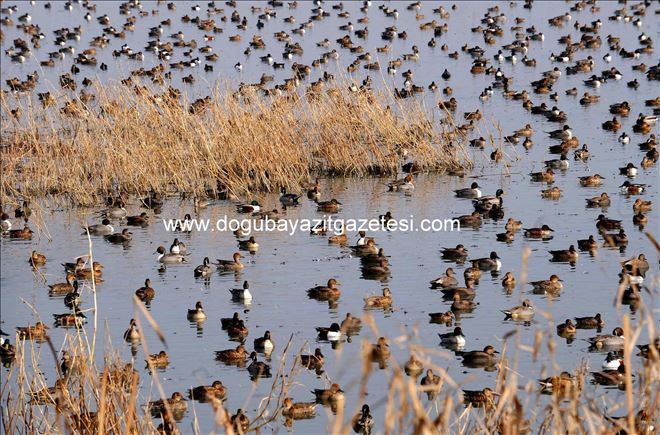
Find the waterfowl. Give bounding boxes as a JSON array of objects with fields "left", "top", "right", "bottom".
[
  {"left": 457, "top": 211, "right": 482, "bottom": 227},
  {"left": 501, "top": 272, "right": 516, "bottom": 289},
  {"left": 215, "top": 252, "right": 243, "bottom": 271},
  {"left": 439, "top": 326, "right": 466, "bottom": 347},
  {"left": 557, "top": 319, "right": 577, "bottom": 336},
  {"left": 328, "top": 225, "right": 347, "bottom": 244},
  {"left": 104, "top": 205, "right": 127, "bottom": 219},
  {"left": 194, "top": 257, "right": 213, "bottom": 278},
  {"left": 282, "top": 397, "right": 316, "bottom": 419},
  {"left": 123, "top": 319, "right": 140, "bottom": 342},
  {"left": 441, "top": 244, "right": 468, "bottom": 261},
  {"left": 169, "top": 238, "right": 188, "bottom": 255},
  {"left": 548, "top": 125, "right": 573, "bottom": 140},
  {"left": 602, "top": 352, "right": 621, "bottom": 370},
  {"left": 451, "top": 294, "right": 477, "bottom": 312},
  {"left": 0, "top": 213, "right": 11, "bottom": 233},
  {"left": 147, "top": 392, "right": 187, "bottom": 418},
  {"left": 586, "top": 193, "right": 611, "bottom": 207},
  {"left": 471, "top": 251, "right": 501, "bottom": 271},
  {"left": 8, "top": 225, "right": 33, "bottom": 239},
  {"left": 429, "top": 310, "right": 454, "bottom": 324},
  {"left": 280, "top": 187, "right": 301, "bottom": 206},
  {"left": 189, "top": 381, "right": 226, "bottom": 401},
  {"left": 579, "top": 174, "right": 606, "bottom": 187},
  {"left": 440, "top": 278, "right": 476, "bottom": 299},
  {"left": 312, "top": 383, "right": 344, "bottom": 404},
  {"left": 545, "top": 154, "right": 570, "bottom": 170},
  {"left": 603, "top": 229, "right": 628, "bottom": 248},
  {"left": 16, "top": 322, "right": 49, "bottom": 340},
  {"left": 633, "top": 212, "right": 648, "bottom": 226},
  {"left": 473, "top": 189, "right": 504, "bottom": 211},
  {"left": 369, "top": 337, "right": 391, "bottom": 362},
  {"left": 524, "top": 225, "right": 554, "bottom": 239},
  {"left": 591, "top": 364, "right": 627, "bottom": 386},
  {"left": 340, "top": 313, "right": 362, "bottom": 334},
  {"left": 64, "top": 281, "right": 81, "bottom": 308},
  {"left": 541, "top": 186, "right": 563, "bottom": 199},
  {"left": 353, "top": 239, "right": 378, "bottom": 255},
  {"left": 549, "top": 245, "right": 578, "bottom": 262},
  {"left": 26, "top": 250, "right": 46, "bottom": 268},
  {"left": 316, "top": 198, "right": 342, "bottom": 212},
  {"left": 231, "top": 409, "right": 250, "bottom": 433},
  {"left": 126, "top": 212, "right": 149, "bottom": 226},
  {"left": 575, "top": 313, "right": 604, "bottom": 329},
  {"left": 105, "top": 228, "right": 132, "bottom": 244},
  {"left": 187, "top": 301, "right": 207, "bottom": 321},
  {"left": 596, "top": 214, "right": 622, "bottom": 231},
  {"left": 430, "top": 268, "right": 458, "bottom": 288},
  {"left": 588, "top": 327, "right": 625, "bottom": 349},
  {"left": 215, "top": 344, "right": 248, "bottom": 362},
  {"left": 352, "top": 404, "right": 374, "bottom": 434},
  {"left": 622, "top": 254, "right": 649, "bottom": 276},
  {"left": 505, "top": 218, "right": 523, "bottom": 231},
  {"left": 602, "top": 117, "right": 621, "bottom": 131},
  {"left": 632, "top": 199, "right": 652, "bottom": 213},
  {"left": 156, "top": 246, "right": 187, "bottom": 264},
  {"left": 299, "top": 348, "right": 324, "bottom": 369},
  {"left": 636, "top": 339, "right": 660, "bottom": 359},
  {"left": 135, "top": 278, "right": 155, "bottom": 301},
  {"left": 538, "top": 372, "right": 578, "bottom": 395},
  {"left": 49, "top": 273, "right": 76, "bottom": 294},
  {"left": 307, "top": 279, "right": 341, "bottom": 300},
  {"left": 387, "top": 174, "right": 414, "bottom": 192},
  {"left": 316, "top": 323, "right": 341, "bottom": 341},
  {"left": 529, "top": 168, "right": 554, "bottom": 183},
  {"left": 247, "top": 351, "right": 271, "bottom": 378},
  {"left": 236, "top": 200, "right": 261, "bottom": 213},
  {"left": 464, "top": 110, "right": 481, "bottom": 121},
  {"left": 529, "top": 274, "right": 563, "bottom": 293},
  {"left": 574, "top": 144, "right": 590, "bottom": 161},
  {"left": 619, "top": 181, "right": 646, "bottom": 195},
  {"left": 1, "top": 339, "right": 16, "bottom": 362},
  {"left": 254, "top": 331, "right": 274, "bottom": 353},
  {"left": 364, "top": 287, "right": 393, "bottom": 308},
  {"left": 85, "top": 219, "right": 114, "bottom": 235},
  {"left": 460, "top": 345, "right": 499, "bottom": 367},
  {"left": 420, "top": 369, "right": 441, "bottom": 398},
  {"left": 454, "top": 182, "right": 482, "bottom": 198},
  {"left": 502, "top": 299, "right": 534, "bottom": 320},
  {"left": 53, "top": 308, "right": 86, "bottom": 328},
  {"left": 229, "top": 281, "right": 252, "bottom": 302},
  {"left": 463, "top": 388, "right": 499, "bottom": 408},
  {"left": 145, "top": 350, "right": 169, "bottom": 368}
]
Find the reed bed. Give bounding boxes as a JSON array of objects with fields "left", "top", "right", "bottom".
[{"left": 0, "top": 81, "right": 471, "bottom": 206}]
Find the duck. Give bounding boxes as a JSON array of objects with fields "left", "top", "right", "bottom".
[
  {"left": 104, "top": 204, "right": 127, "bottom": 219},
  {"left": 254, "top": 331, "right": 274, "bottom": 353},
  {"left": 360, "top": 248, "right": 388, "bottom": 267},
  {"left": 105, "top": 228, "right": 132, "bottom": 244},
  {"left": 279, "top": 187, "right": 301, "bottom": 206},
  {"left": 236, "top": 200, "right": 261, "bottom": 213},
  {"left": 369, "top": 337, "right": 391, "bottom": 361},
  {"left": 602, "top": 117, "right": 621, "bottom": 131},
  {"left": 603, "top": 229, "right": 628, "bottom": 247},
  {"left": 451, "top": 294, "right": 477, "bottom": 312},
  {"left": 312, "top": 383, "right": 344, "bottom": 404},
  {"left": 548, "top": 125, "right": 573, "bottom": 140},
  {"left": 215, "top": 344, "right": 248, "bottom": 362},
  {"left": 621, "top": 254, "right": 649, "bottom": 275},
  {"left": 53, "top": 309, "right": 87, "bottom": 328},
  {"left": 619, "top": 181, "right": 646, "bottom": 195},
  {"left": 364, "top": 287, "right": 393, "bottom": 308},
  {"left": 529, "top": 274, "right": 563, "bottom": 293},
  {"left": 549, "top": 245, "right": 578, "bottom": 262},
  {"left": 135, "top": 278, "right": 155, "bottom": 301},
  {"left": 63, "top": 281, "right": 81, "bottom": 308},
  {"left": 156, "top": 246, "right": 186, "bottom": 264},
  {"left": 538, "top": 372, "right": 578, "bottom": 395},
  {"left": 1, "top": 339, "right": 16, "bottom": 361},
  {"left": 187, "top": 301, "right": 207, "bottom": 321},
  {"left": 633, "top": 212, "right": 648, "bottom": 226},
  {"left": 430, "top": 268, "right": 459, "bottom": 288},
  {"left": 230, "top": 409, "right": 250, "bottom": 433},
  {"left": 387, "top": 174, "right": 414, "bottom": 192},
  {"left": 0, "top": 213, "right": 11, "bottom": 233},
  {"left": 602, "top": 352, "right": 621, "bottom": 370},
  {"left": 556, "top": 319, "right": 577, "bottom": 336},
  {"left": 352, "top": 404, "right": 374, "bottom": 434},
  {"left": 76, "top": 262, "right": 103, "bottom": 280},
  {"left": 247, "top": 352, "right": 271, "bottom": 378},
  {"left": 505, "top": 218, "right": 523, "bottom": 231},
  {"left": 502, "top": 299, "right": 534, "bottom": 320},
  {"left": 194, "top": 257, "right": 213, "bottom": 278},
  {"left": 429, "top": 311, "right": 454, "bottom": 324},
  {"left": 145, "top": 351, "right": 169, "bottom": 368},
  {"left": 404, "top": 354, "right": 424, "bottom": 377},
  {"left": 544, "top": 154, "right": 570, "bottom": 170},
  {"left": 328, "top": 225, "right": 347, "bottom": 244},
  {"left": 8, "top": 225, "right": 33, "bottom": 239},
  {"left": 220, "top": 312, "right": 241, "bottom": 330},
  {"left": 454, "top": 182, "right": 482, "bottom": 198},
  {"left": 188, "top": 381, "right": 226, "bottom": 401},
  {"left": 282, "top": 397, "right": 316, "bottom": 419},
  {"left": 574, "top": 144, "right": 590, "bottom": 161},
  {"left": 299, "top": 348, "right": 324, "bottom": 369},
  {"left": 147, "top": 392, "right": 187, "bottom": 417},
  {"left": 596, "top": 214, "right": 622, "bottom": 231},
  {"left": 618, "top": 132, "right": 630, "bottom": 144},
  {"left": 420, "top": 369, "right": 441, "bottom": 398},
  {"left": 463, "top": 388, "right": 499, "bottom": 408},
  {"left": 439, "top": 278, "right": 476, "bottom": 299},
  {"left": 316, "top": 198, "right": 342, "bottom": 212},
  {"left": 123, "top": 319, "right": 140, "bottom": 342},
  {"left": 439, "top": 326, "right": 466, "bottom": 347},
  {"left": 441, "top": 244, "right": 468, "bottom": 261},
  {"left": 16, "top": 322, "right": 49, "bottom": 340},
  {"left": 586, "top": 193, "right": 611, "bottom": 207},
  {"left": 169, "top": 238, "right": 188, "bottom": 255},
  {"left": 457, "top": 211, "right": 482, "bottom": 227},
  {"left": 529, "top": 168, "right": 554, "bottom": 183},
  {"left": 215, "top": 253, "right": 243, "bottom": 271},
  {"left": 340, "top": 313, "right": 362, "bottom": 334},
  {"left": 524, "top": 225, "right": 554, "bottom": 238},
  {"left": 575, "top": 313, "right": 604, "bottom": 329},
  {"left": 459, "top": 345, "right": 499, "bottom": 366},
  {"left": 353, "top": 239, "right": 378, "bottom": 256},
  {"left": 126, "top": 212, "right": 150, "bottom": 226},
  {"left": 229, "top": 281, "right": 252, "bottom": 302},
  {"left": 48, "top": 273, "right": 76, "bottom": 294},
  {"left": 632, "top": 199, "right": 652, "bottom": 213},
  {"left": 85, "top": 219, "right": 114, "bottom": 235},
  {"left": 579, "top": 174, "right": 605, "bottom": 187},
  {"left": 502, "top": 272, "right": 516, "bottom": 288},
  {"left": 588, "top": 327, "right": 625, "bottom": 349},
  {"left": 591, "top": 364, "right": 627, "bottom": 386},
  {"left": 307, "top": 279, "right": 341, "bottom": 300},
  {"left": 316, "top": 323, "right": 341, "bottom": 341},
  {"left": 471, "top": 251, "right": 501, "bottom": 271},
  {"left": 473, "top": 189, "right": 504, "bottom": 211}
]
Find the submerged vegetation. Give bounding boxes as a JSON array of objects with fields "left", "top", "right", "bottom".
[{"left": 0, "top": 83, "right": 470, "bottom": 206}]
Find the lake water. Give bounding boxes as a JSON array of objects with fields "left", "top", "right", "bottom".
[{"left": 1, "top": 0, "right": 657, "bottom": 433}]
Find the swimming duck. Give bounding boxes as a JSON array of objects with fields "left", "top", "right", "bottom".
[
  {"left": 454, "top": 182, "right": 482, "bottom": 198},
  {"left": 188, "top": 381, "right": 226, "bottom": 402},
  {"left": 524, "top": 225, "right": 554, "bottom": 238},
  {"left": 505, "top": 218, "right": 523, "bottom": 231},
  {"left": 8, "top": 225, "right": 33, "bottom": 239},
  {"left": 439, "top": 278, "right": 476, "bottom": 299},
  {"left": 575, "top": 313, "right": 604, "bottom": 329},
  {"left": 387, "top": 174, "right": 414, "bottom": 192},
  {"left": 220, "top": 312, "right": 241, "bottom": 330},
  {"left": 126, "top": 212, "right": 149, "bottom": 226},
  {"left": 340, "top": 313, "right": 362, "bottom": 334},
  {"left": 632, "top": 199, "right": 652, "bottom": 213},
  {"left": 619, "top": 181, "right": 646, "bottom": 195},
  {"left": 473, "top": 189, "right": 504, "bottom": 211},
  {"left": 135, "top": 278, "right": 155, "bottom": 301},
  {"left": 104, "top": 205, "right": 127, "bottom": 219},
  {"left": 53, "top": 308, "right": 87, "bottom": 328},
  {"left": 145, "top": 350, "right": 169, "bottom": 368},
  {"left": 156, "top": 246, "right": 187, "bottom": 264},
  {"left": 299, "top": 348, "right": 324, "bottom": 369},
  {"left": 282, "top": 397, "right": 317, "bottom": 419},
  {"left": 236, "top": 200, "right": 261, "bottom": 213},
  {"left": 621, "top": 254, "right": 649, "bottom": 276},
  {"left": 215, "top": 344, "right": 248, "bottom": 362},
  {"left": 429, "top": 311, "right": 454, "bottom": 324},
  {"left": 502, "top": 272, "right": 516, "bottom": 288},
  {"left": 557, "top": 319, "right": 577, "bottom": 336},
  {"left": 74, "top": 261, "right": 103, "bottom": 280},
  {"left": 549, "top": 245, "right": 578, "bottom": 262},
  {"left": 123, "top": 319, "right": 140, "bottom": 342},
  {"left": 16, "top": 322, "right": 49, "bottom": 340},
  {"left": 574, "top": 144, "right": 590, "bottom": 161},
  {"left": 586, "top": 193, "right": 611, "bottom": 207},
  {"left": 588, "top": 327, "right": 625, "bottom": 349},
  {"left": 636, "top": 339, "right": 660, "bottom": 359},
  {"left": 404, "top": 353, "right": 424, "bottom": 377},
  {"left": 187, "top": 301, "right": 207, "bottom": 321},
  {"left": 457, "top": 211, "right": 482, "bottom": 227},
  {"left": 352, "top": 404, "right": 374, "bottom": 434},
  {"left": 529, "top": 168, "right": 554, "bottom": 183},
  {"left": 360, "top": 248, "right": 388, "bottom": 268},
  {"left": 529, "top": 274, "right": 563, "bottom": 293},
  {"left": 451, "top": 294, "right": 477, "bottom": 312},
  {"left": 353, "top": 239, "right": 378, "bottom": 256},
  {"left": 247, "top": 352, "right": 271, "bottom": 378},
  {"left": 579, "top": 174, "right": 605, "bottom": 187},
  {"left": 548, "top": 125, "right": 573, "bottom": 140},
  {"left": 538, "top": 372, "right": 578, "bottom": 395},
  {"left": 229, "top": 281, "right": 252, "bottom": 302},
  {"left": 603, "top": 229, "right": 628, "bottom": 247},
  {"left": 471, "top": 251, "right": 501, "bottom": 271},
  {"left": 307, "top": 279, "right": 341, "bottom": 300},
  {"left": 369, "top": 337, "right": 391, "bottom": 361},
  {"left": 430, "top": 268, "right": 458, "bottom": 288},
  {"left": 280, "top": 187, "right": 301, "bottom": 206},
  {"left": 27, "top": 250, "right": 46, "bottom": 267},
  {"left": 502, "top": 299, "right": 534, "bottom": 320},
  {"left": 618, "top": 132, "right": 630, "bottom": 144},
  {"left": 364, "top": 287, "right": 393, "bottom": 308},
  {"left": 254, "top": 331, "right": 274, "bottom": 353},
  {"left": 147, "top": 392, "right": 187, "bottom": 418},
  {"left": 48, "top": 273, "right": 76, "bottom": 294},
  {"left": 420, "top": 369, "right": 441, "bottom": 398},
  {"left": 1, "top": 339, "right": 16, "bottom": 362},
  {"left": 312, "top": 383, "right": 344, "bottom": 404},
  {"left": 169, "top": 238, "right": 188, "bottom": 255},
  {"left": 459, "top": 345, "right": 499, "bottom": 367},
  {"left": 633, "top": 212, "right": 648, "bottom": 226},
  {"left": 601, "top": 352, "right": 621, "bottom": 370},
  {"left": 194, "top": 257, "right": 213, "bottom": 278},
  {"left": 439, "top": 326, "right": 466, "bottom": 347},
  {"left": 316, "top": 323, "right": 341, "bottom": 341},
  {"left": 64, "top": 281, "right": 81, "bottom": 309},
  {"left": 230, "top": 409, "right": 250, "bottom": 433},
  {"left": 215, "top": 252, "right": 243, "bottom": 271},
  {"left": 105, "top": 228, "right": 132, "bottom": 244},
  {"left": 316, "top": 198, "right": 342, "bottom": 212},
  {"left": 596, "top": 214, "right": 622, "bottom": 231},
  {"left": 0, "top": 213, "right": 11, "bottom": 233},
  {"left": 328, "top": 225, "right": 347, "bottom": 244},
  {"left": 463, "top": 388, "right": 499, "bottom": 408},
  {"left": 441, "top": 244, "right": 468, "bottom": 261},
  {"left": 85, "top": 219, "right": 114, "bottom": 235},
  {"left": 591, "top": 364, "right": 627, "bottom": 386}
]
